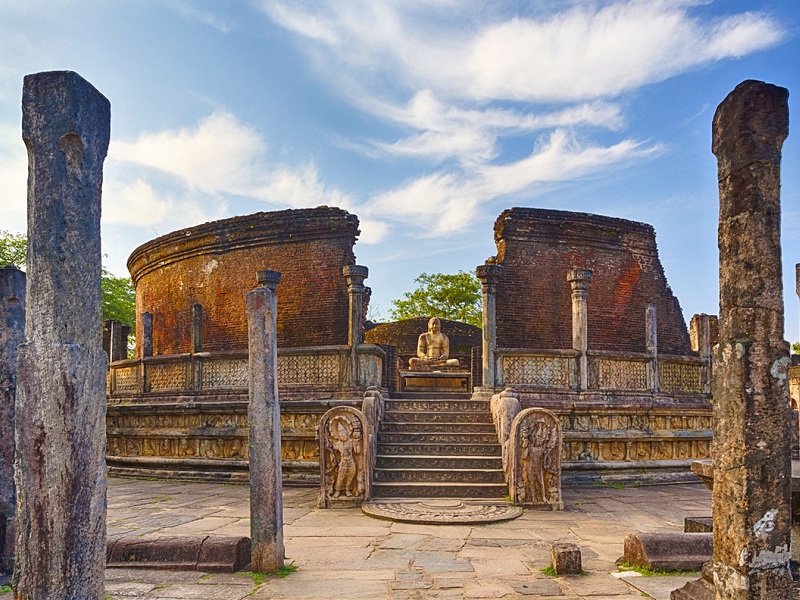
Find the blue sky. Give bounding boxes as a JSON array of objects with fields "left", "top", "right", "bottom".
[{"left": 1, "top": 0, "right": 799, "bottom": 340}]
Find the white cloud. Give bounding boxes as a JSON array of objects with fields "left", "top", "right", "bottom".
[
  {"left": 0, "top": 124, "right": 27, "bottom": 234},
  {"left": 261, "top": 0, "right": 784, "bottom": 102},
  {"left": 166, "top": 0, "right": 237, "bottom": 33},
  {"left": 370, "top": 129, "right": 661, "bottom": 235}
]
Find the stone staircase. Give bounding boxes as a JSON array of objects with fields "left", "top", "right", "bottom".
[{"left": 371, "top": 392, "right": 507, "bottom": 499}]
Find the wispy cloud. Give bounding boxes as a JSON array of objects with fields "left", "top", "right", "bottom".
[{"left": 107, "top": 111, "right": 384, "bottom": 238}]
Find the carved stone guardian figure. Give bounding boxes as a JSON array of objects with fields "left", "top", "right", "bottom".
[
  {"left": 508, "top": 408, "right": 563, "bottom": 510},
  {"left": 318, "top": 406, "right": 370, "bottom": 508},
  {"left": 408, "top": 317, "right": 460, "bottom": 371}
]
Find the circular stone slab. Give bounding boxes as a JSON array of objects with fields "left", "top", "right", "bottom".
[{"left": 361, "top": 499, "right": 523, "bottom": 524}]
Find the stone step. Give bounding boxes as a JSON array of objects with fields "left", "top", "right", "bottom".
[
  {"left": 377, "top": 442, "right": 502, "bottom": 457},
  {"left": 371, "top": 481, "right": 507, "bottom": 499},
  {"left": 385, "top": 399, "right": 490, "bottom": 413},
  {"left": 383, "top": 410, "right": 493, "bottom": 424},
  {"left": 375, "top": 454, "right": 503, "bottom": 470},
  {"left": 380, "top": 421, "right": 496, "bottom": 434},
  {"left": 378, "top": 432, "right": 499, "bottom": 444},
  {"left": 373, "top": 467, "right": 505, "bottom": 484}
]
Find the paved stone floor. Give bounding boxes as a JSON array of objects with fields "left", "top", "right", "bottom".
[{"left": 0, "top": 477, "right": 712, "bottom": 599}]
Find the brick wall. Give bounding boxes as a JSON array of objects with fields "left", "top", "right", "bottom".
[
  {"left": 128, "top": 207, "right": 359, "bottom": 356},
  {"left": 493, "top": 208, "right": 691, "bottom": 355}
]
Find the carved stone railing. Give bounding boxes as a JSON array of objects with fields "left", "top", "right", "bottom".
[
  {"left": 107, "top": 344, "right": 386, "bottom": 396},
  {"left": 495, "top": 349, "right": 578, "bottom": 390},
  {"left": 493, "top": 348, "right": 709, "bottom": 395}
]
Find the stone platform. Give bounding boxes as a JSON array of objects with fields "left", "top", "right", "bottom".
[{"left": 399, "top": 370, "right": 471, "bottom": 393}]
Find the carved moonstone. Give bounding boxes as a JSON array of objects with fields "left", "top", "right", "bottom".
[
  {"left": 318, "top": 406, "right": 370, "bottom": 508},
  {"left": 508, "top": 408, "right": 563, "bottom": 510}
]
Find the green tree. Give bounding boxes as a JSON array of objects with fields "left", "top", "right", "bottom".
[
  {"left": 390, "top": 271, "right": 482, "bottom": 327},
  {"left": 0, "top": 229, "right": 27, "bottom": 268},
  {"left": 792, "top": 342, "right": 800, "bottom": 355},
  {"left": 0, "top": 230, "right": 135, "bottom": 328}
]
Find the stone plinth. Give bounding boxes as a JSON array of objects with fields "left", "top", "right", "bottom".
[{"left": 400, "top": 371, "right": 471, "bottom": 393}]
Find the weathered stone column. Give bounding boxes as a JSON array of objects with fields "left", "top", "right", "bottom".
[
  {"left": 343, "top": 265, "right": 368, "bottom": 386},
  {"left": 646, "top": 304, "right": 659, "bottom": 392},
  {"left": 191, "top": 302, "right": 203, "bottom": 353},
  {"left": 711, "top": 80, "right": 791, "bottom": 599},
  {"left": 690, "top": 313, "right": 717, "bottom": 394},
  {"left": 567, "top": 268, "right": 593, "bottom": 390},
  {"left": 14, "top": 71, "right": 110, "bottom": 598},
  {"left": 476, "top": 262, "right": 502, "bottom": 390},
  {"left": 0, "top": 267, "right": 25, "bottom": 581},
  {"left": 246, "top": 270, "right": 284, "bottom": 573},
  {"left": 141, "top": 311, "right": 153, "bottom": 358}
]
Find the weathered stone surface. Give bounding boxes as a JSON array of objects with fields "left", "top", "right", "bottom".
[
  {"left": 476, "top": 262, "right": 502, "bottom": 389},
  {"left": 318, "top": 406, "right": 370, "bottom": 508},
  {"left": 551, "top": 542, "right": 582, "bottom": 575},
  {"left": 246, "top": 270, "right": 284, "bottom": 572},
  {"left": 0, "top": 267, "right": 24, "bottom": 580},
  {"left": 711, "top": 79, "right": 792, "bottom": 598},
  {"left": 14, "top": 70, "right": 109, "bottom": 598},
  {"left": 684, "top": 517, "right": 713, "bottom": 533},
  {"left": 489, "top": 387, "right": 521, "bottom": 475},
  {"left": 509, "top": 408, "right": 562, "bottom": 509},
  {"left": 106, "top": 535, "right": 250, "bottom": 572},
  {"left": 623, "top": 532, "right": 712, "bottom": 571}
]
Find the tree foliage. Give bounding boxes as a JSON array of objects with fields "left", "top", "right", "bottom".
[
  {"left": 0, "top": 230, "right": 136, "bottom": 328},
  {"left": 390, "top": 271, "right": 482, "bottom": 327},
  {"left": 0, "top": 230, "right": 27, "bottom": 269}
]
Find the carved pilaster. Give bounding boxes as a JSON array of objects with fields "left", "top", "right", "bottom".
[
  {"left": 567, "top": 268, "right": 593, "bottom": 390},
  {"left": 476, "top": 261, "right": 502, "bottom": 391},
  {"left": 343, "top": 265, "right": 369, "bottom": 386}
]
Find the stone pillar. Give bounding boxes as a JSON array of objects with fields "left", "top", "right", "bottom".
[
  {"left": 343, "top": 265, "right": 369, "bottom": 386},
  {"left": 246, "top": 270, "right": 284, "bottom": 573},
  {"left": 690, "top": 313, "right": 717, "bottom": 394},
  {"left": 567, "top": 268, "right": 593, "bottom": 390},
  {"left": 14, "top": 71, "right": 110, "bottom": 598},
  {"left": 109, "top": 319, "right": 127, "bottom": 362},
  {"left": 711, "top": 79, "right": 791, "bottom": 598},
  {"left": 476, "top": 262, "right": 502, "bottom": 390},
  {"left": 646, "top": 304, "right": 659, "bottom": 392},
  {"left": 141, "top": 311, "right": 153, "bottom": 358},
  {"left": 0, "top": 267, "right": 25, "bottom": 581},
  {"left": 191, "top": 302, "right": 202, "bottom": 353}
]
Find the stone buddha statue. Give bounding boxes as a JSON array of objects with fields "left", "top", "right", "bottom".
[{"left": 408, "top": 317, "right": 460, "bottom": 371}]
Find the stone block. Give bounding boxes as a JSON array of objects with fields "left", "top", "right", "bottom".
[
  {"left": 551, "top": 542, "right": 581, "bottom": 575},
  {"left": 683, "top": 517, "right": 713, "bottom": 533},
  {"left": 623, "top": 532, "right": 712, "bottom": 572},
  {"left": 107, "top": 535, "right": 251, "bottom": 572}
]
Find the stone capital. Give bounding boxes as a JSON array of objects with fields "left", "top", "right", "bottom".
[
  {"left": 476, "top": 264, "right": 502, "bottom": 289},
  {"left": 256, "top": 270, "right": 281, "bottom": 290},
  {"left": 342, "top": 264, "right": 369, "bottom": 286}
]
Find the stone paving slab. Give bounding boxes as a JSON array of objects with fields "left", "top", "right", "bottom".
[{"left": 0, "top": 477, "right": 716, "bottom": 599}]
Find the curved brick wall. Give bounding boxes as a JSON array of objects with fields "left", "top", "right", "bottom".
[
  {"left": 365, "top": 317, "right": 481, "bottom": 355},
  {"left": 493, "top": 208, "right": 691, "bottom": 355},
  {"left": 128, "top": 207, "right": 359, "bottom": 356}
]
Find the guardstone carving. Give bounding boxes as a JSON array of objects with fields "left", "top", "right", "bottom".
[
  {"left": 489, "top": 387, "right": 521, "bottom": 476},
  {"left": 318, "top": 406, "right": 370, "bottom": 508},
  {"left": 509, "top": 408, "right": 563, "bottom": 510}
]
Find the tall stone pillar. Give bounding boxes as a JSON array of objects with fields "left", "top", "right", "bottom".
[
  {"left": 476, "top": 262, "right": 502, "bottom": 390},
  {"left": 141, "top": 311, "right": 153, "bottom": 358},
  {"left": 191, "top": 302, "right": 203, "bottom": 353},
  {"left": 0, "top": 267, "right": 25, "bottom": 582},
  {"left": 690, "top": 313, "right": 716, "bottom": 394},
  {"left": 343, "top": 265, "right": 369, "bottom": 386},
  {"left": 567, "top": 268, "right": 593, "bottom": 390},
  {"left": 14, "top": 71, "right": 110, "bottom": 598},
  {"left": 246, "top": 270, "right": 284, "bottom": 573},
  {"left": 645, "top": 304, "right": 659, "bottom": 392},
  {"left": 711, "top": 80, "right": 791, "bottom": 598}
]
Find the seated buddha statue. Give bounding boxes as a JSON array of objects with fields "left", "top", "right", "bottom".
[{"left": 408, "top": 317, "right": 460, "bottom": 371}]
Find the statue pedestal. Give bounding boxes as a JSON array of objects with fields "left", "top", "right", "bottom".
[{"left": 400, "top": 371, "right": 471, "bottom": 394}]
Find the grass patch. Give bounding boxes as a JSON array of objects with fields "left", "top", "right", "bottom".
[
  {"left": 593, "top": 481, "right": 625, "bottom": 490},
  {"left": 238, "top": 563, "right": 298, "bottom": 586},
  {"left": 540, "top": 566, "right": 556, "bottom": 576},
  {"left": 617, "top": 560, "right": 699, "bottom": 577},
  {"left": 0, "top": 585, "right": 12, "bottom": 593}
]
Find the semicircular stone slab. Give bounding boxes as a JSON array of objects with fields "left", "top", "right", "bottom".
[{"left": 361, "top": 499, "right": 522, "bottom": 525}]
